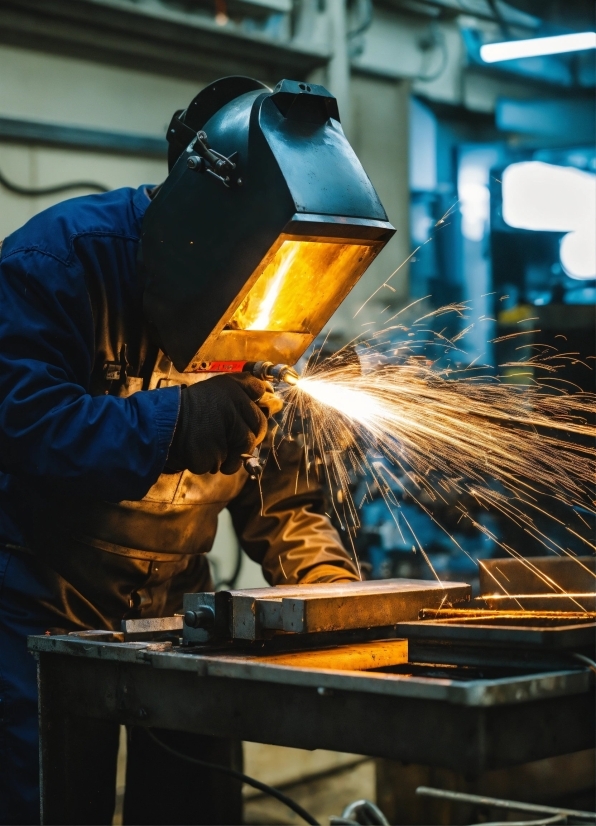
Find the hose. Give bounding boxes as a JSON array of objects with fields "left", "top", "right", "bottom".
[
  {"left": 416, "top": 24, "right": 449, "bottom": 83},
  {"left": 416, "top": 787, "right": 596, "bottom": 822},
  {"left": 0, "top": 168, "right": 109, "bottom": 197},
  {"left": 331, "top": 799, "right": 390, "bottom": 825},
  {"left": 347, "top": 0, "right": 373, "bottom": 40},
  {"left": 146, "top": 729, "right": 320, "bottom": 826},
  {"left": 573, "top": 652, "right": 596, "bottom": 674},
  {"left": 473, "top": 817, "right": 566, "bottom": 826}
]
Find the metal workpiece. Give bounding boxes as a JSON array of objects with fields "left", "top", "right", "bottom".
[
  {"left": 279, "top": 580, "right": 470, "bottom": 635},
  {"left": 183, "top": 579, "right": 471, "bottom": 643},
  {"left": 410, "top": 611, "right": 596, "bottom": 648},
  {"left": 121, "top": 615, "right": 184, "bottom": 641},
  {"left": 478, "top": 556, "right": 596, "bottom": 612},
  {"left": 396, "top": 611, "right": 596, "bottom": 670}
]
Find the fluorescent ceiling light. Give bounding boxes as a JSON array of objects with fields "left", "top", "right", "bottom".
[
  {"left": 560, "top": 229, "right": 596, "bottom": 280},
  {"left": 480, "top": 31, "right": 596, "bottom": 63},
  {"left": 502, "top": 162, "right": 594, "bottom": 233},
  {"left": 502, "top": 161, "right": 596, "bottom": 280}
]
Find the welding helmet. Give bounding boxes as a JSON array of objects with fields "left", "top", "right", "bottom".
[{"left": 141, "top": 76, "right": 395, "bottom": 373}]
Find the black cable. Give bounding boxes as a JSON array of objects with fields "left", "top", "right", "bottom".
[
  {"left": 347, "top": 0, "right": 373, "bottom": 40},
  {"left": 145, "top": 729, "right": 320, "bottom": 826},
  {"left": 416, "top": 24, "right": 449, "bottom": 82},
  {"left": 0, "top": 168, "right": 109, "bottom": 197},
  {"left": 471, "top": 816, "right": 565, "bottom": 826},
  {"left": 573, "top": 652, "right": 596, "bottom": 674}
]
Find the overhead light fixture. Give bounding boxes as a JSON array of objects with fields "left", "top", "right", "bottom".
[
  {"left": 502, "top": 161, "right": 596, "bottom": 280},
  {"left": 480, "top": 31, "right": 596, "bottom": 63}
]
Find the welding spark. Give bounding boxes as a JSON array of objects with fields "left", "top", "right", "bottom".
[
  {"left": 280, "top": 309, "right": 596, "bottom": 602},
  {"left": 485, "top": 593, "right": 595, "bottom": 600},
  {"left": 423, "top": 608, "right": 596, "bottom": 620}
]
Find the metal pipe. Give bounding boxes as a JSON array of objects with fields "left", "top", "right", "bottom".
[
  {"left": 473, "top": 815, "right": 566, "bottom": 826},
  {"left": 415, "top": 787, "right": 596, "bottom": 821}
]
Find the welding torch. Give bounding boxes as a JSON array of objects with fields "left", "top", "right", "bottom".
[
  {"left": 190, "top": 359, "right": 299, "bottom": 478},
  {"left": 192, "top": 359, "right": 299, "bottom": 386},
  {"left": 240, "top": 362, "right": 299, "bottom": 479},
  {"left": 245, "top": 361, "right": 299, "bottom": 386}
]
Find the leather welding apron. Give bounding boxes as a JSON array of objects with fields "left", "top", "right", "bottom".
[
  {"left": 15, "top": 345, "right": 355, "bottom": 630},
  {"left": 16, "top": 352, "right": 251, "bottom": 630}
]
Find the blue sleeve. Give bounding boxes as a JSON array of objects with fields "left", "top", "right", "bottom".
[{"left": 0, "top": 248, "right": 179, "bottom": 502}]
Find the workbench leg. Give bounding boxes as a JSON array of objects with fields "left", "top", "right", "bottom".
[
  {"left": 123, "top": 727, "right": 243, "bottom": 825},
  {"left": 38, "top": 653, "right": 120, "bottom": 825}
]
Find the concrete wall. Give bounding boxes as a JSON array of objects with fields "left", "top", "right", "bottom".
[
  {"left": 0, "top": 142, "right": 167, "bottom": 238},
  {"left": 0, "top": 44, "right": 202, "bottom": 237},
  {"left": 329, "top": 75, "right": 410, "bottom": 335}
]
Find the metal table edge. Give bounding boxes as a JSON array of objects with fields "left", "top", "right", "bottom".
[{"left": 28, "top": 634, "right": 594, "bottom": 707}]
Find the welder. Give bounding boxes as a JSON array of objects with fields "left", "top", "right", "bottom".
[{"left": 0, "top": 77, "right": 394, "bottom": 825}]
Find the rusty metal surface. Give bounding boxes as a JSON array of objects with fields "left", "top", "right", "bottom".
[
  {"left": 183, "top": 578, "right": 471, "bottom": 643},
  {"left": 395, "top": 612, "right": 596, "bottom": 670},
  {"left": 34, "top": 650, "right": 595, "bottom": 789},
  {"left": 121, "top": 615, "right": 183, "bottom": 640},
  {"left": 28, "top": 634, "right": 593, "bottom": 707}
]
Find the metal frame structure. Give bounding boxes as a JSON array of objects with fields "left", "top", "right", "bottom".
[
  {"left": 0, "top": 0, "right": 329, "bottom": 81},
  {"left": 29, "top": 632, "right": 595, "bottom": 824}
]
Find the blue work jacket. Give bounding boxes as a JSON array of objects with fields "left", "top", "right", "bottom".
[
  {"left": 0, "top": 185, "right": 357, "bottom": 622},
  {"left": 0, "top": 186, "right": 180, "bottom": 551}
]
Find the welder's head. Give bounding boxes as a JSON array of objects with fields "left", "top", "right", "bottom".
[{"left": 141, "top": 76, "right": 395, "bottom": 373}]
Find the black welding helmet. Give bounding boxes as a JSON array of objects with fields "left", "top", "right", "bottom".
[{"left": 141, "top": 76, "right": 395, "bottom": 373}]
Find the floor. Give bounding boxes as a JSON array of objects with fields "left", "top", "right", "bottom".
[{"left": 112, "top": 729, "right": 376, "bottom": 825}]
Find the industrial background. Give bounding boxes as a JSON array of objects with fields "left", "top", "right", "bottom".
[{"left": 0, "top": 1, "right": 594, "bottom": 824}]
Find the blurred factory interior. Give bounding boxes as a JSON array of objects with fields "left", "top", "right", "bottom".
[{"left": 0, "top": 1, "right": 594, "bottom": 824}]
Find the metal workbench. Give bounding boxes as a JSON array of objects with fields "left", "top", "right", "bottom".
[{"left": 29, "top": 631, "right": 595, "bottom": 824}]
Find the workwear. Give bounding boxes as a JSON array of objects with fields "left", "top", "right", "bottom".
[
  {"left": 0, "top": 184, "right": 356, "bottom": 582},
  {"left": 167, "top": 373, "right": 269, "bottom": 475},
  {"left": 0, "top": 184, "right": 358, "bottom": 824}
]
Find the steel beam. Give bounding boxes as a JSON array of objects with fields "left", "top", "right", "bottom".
[
  {"left": 0, "top": 0, "right": 329, "bottom": 83},
  {"left": 0, "top": 116, "right": 167, "bottom": 157}
]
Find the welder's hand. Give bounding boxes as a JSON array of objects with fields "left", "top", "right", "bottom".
[
  {"left": 167, "top": 374, "right": 270, "bottom": 475},
  {"left": 257, "top": 383, "right": 284, "bottom": 417}
]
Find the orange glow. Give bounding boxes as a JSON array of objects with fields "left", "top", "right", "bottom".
[
  {"left": 423, "top": 609, "right": 596, "bottom": 620},
  {"left": 229, "top": 238, "right": 378, "bottom": 333}
]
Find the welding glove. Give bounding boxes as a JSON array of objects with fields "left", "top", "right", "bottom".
[{"left": 166, "top": 373, "right": 271, "bottom": 475}]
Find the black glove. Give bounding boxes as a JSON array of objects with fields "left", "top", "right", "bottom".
[{"left": 167, "top": 373, "right": 270, "bottom": 475}]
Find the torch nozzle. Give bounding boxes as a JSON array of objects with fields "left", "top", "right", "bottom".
[
  {"left": 279, "top": 366, "right": 299, "bottom": 386},
  {"left": 249, "top": 361, "right": 300, "bottom": 385}
]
